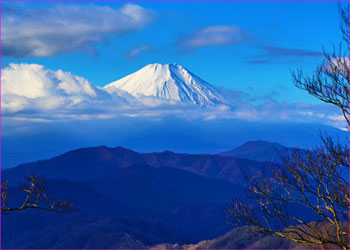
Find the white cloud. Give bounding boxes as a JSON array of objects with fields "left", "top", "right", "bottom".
[
  {"left": 1, "top": 3, "right": 154, "bottom": 57},
  {"left": 231, "top": 102, "right": 348, "bottom": 130},
  {"left": 326, "top": 57, "right": 349, "bottom": 74},
  {"left": 178, "top": 25, "right": 248, "bottom": 51},
  {"left": 1, "top": 63, "right": 134, "bottom": 113},
  {"left": 1, "top": 63, "right": 347, "bottom": 131}
]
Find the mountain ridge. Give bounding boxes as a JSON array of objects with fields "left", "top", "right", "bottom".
[
  {"left": 2, "top": 145, "right": 268, "bottom": 184},
  {"left": 219, "top": 140, "right": 308, "bottom": 163}
]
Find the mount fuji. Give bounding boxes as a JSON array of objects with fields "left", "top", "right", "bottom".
[{"left": 104, "top": 63, "right": 230, "bottom": 106}]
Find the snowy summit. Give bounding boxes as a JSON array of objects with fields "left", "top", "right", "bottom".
[{"left": 104, "top": 63, "right": 229, "bottom": 106}]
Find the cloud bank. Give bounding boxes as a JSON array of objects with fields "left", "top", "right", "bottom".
[
  {"left": 1, "top": 63, "right": 136, "bottom": 114},
  {"left": 1, "top": 3, "right": 154, "bottom": 57},
  {"left": 1, "top": 63, "right": 347, "bottom": 130}
]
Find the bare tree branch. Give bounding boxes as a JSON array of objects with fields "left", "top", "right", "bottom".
[
  {"left": 226, "top": 4, "right": 349, "bottom": 249},
  {"left": 1, "top": 174, "right": 74, "bottom": 214}
]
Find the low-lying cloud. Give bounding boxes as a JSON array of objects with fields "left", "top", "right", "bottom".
[
  {"left": 1, "top": 63, "right": 135, "bottom": 113},
  {"left": 1, "top": 63, "right": 347, "bottom": 130},
  {"left": 1, "top": 3, "right": 154, "bottom": 57}
]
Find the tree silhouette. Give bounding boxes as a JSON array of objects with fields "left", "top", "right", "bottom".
[
  {"left": 227, "top": 3, "right": 349, "bottom": 249},
  {"left": 2, "top": 174, "right": 74, "bottom": 214}
]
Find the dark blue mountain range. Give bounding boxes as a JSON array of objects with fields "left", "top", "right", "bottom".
[{"left": 1, "top": 141, "right": 322, "bottom": 248}]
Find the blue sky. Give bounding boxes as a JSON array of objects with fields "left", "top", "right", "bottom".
[
  {"left": 1, "top": 1, "right": 348, "bottom": 168},
  {"left": 1, "top": 1, "right": 342, "bottom": 104}
]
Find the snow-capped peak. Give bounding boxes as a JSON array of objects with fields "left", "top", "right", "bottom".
[{"left": 103, "top": 63, "right": 229, "bottom": 106}]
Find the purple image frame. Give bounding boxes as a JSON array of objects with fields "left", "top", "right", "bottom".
[{"left": 0, "top": 1, "right": 348, "bottom": 250}]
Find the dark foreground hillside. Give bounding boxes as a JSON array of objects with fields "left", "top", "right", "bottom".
[
  {"left": 152, "top": 226, "right": 301, "bottom": 249},
  {"left": 152, "top": 222, "right": 349, "bottom": 249}
]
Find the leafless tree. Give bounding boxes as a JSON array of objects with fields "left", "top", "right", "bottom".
[
  {"left": 1, "top": 174, "right": 74, "bottom": 214},
  {"left": 227, "top": 3, "right": 349, "bottom": 250},
  {"left": 292, "top": 3, "right": 349, "bottom": 128}
]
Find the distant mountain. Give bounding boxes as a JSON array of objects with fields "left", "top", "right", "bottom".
[
  {"left": 219, "top": 140, "right": 308, "bottom": 164},
  {"left": 3, "top": 118, "right": 346, "bottom": 170},
  {"left": 3, "top": 145, "right": 267, "bottom": 184},
  {"left": 104, "top": 63, "right": 229, "bottom": 106}
]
